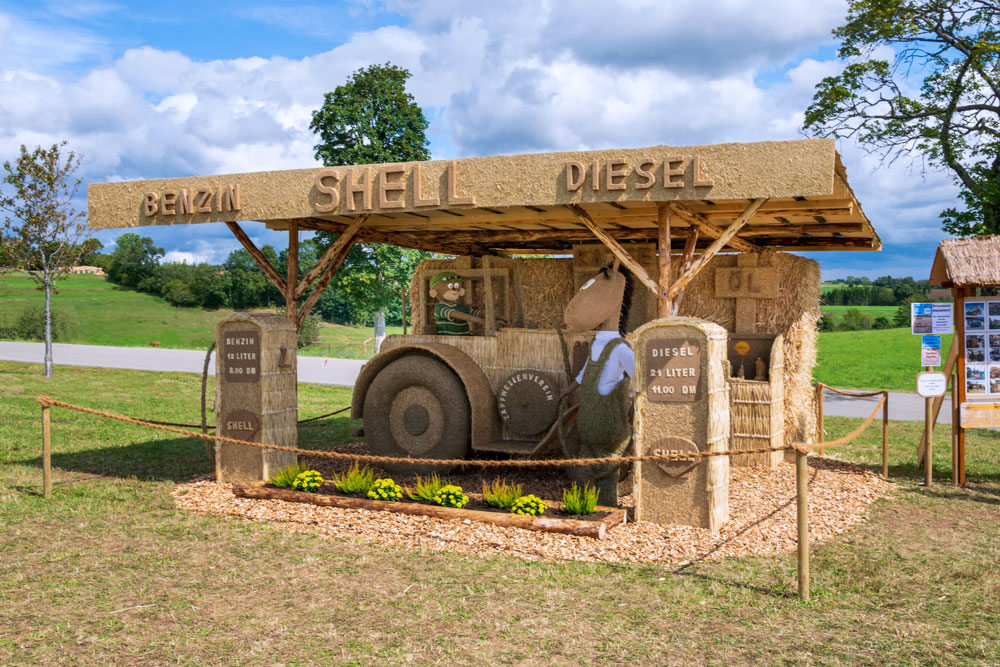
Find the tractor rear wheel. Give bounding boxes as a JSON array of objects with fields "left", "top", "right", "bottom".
[{"left": 363, "top": 355, "right": 470, "bottom": 474}]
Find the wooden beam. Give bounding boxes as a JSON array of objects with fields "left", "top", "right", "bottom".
[
  {"left": 226, "top": 221, "right": 287, "bottom": 294},
  {"left": 286, "top": 221, "right": 299, "bottom": 321},
  {"left": 294, "top": 215, "right": 369, "bottom": 300},
  {"left": 296, "top": 221, "right": 363, "bottom": 326},
  {"left": 567, "top": 204, "right": 663, "bottom": 298},
  {"left": 665, "top": 198, "right": 767, "bottom": 302},
  {"left": 657, "top": 203, "right": 672, "bottom": 317},
  {"left": 673, "top": 226, "right": 699, "bottom": 313},
  {"left": 667, "top": 203, "right": 759, "bottom": 253}
]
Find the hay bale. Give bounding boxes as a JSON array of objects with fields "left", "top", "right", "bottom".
[
  {"left": 678, "top": 252, "right": 818, "bottom": 447},
  {"left": 408, "top": 247, "right": 820, "bottom": 448}
]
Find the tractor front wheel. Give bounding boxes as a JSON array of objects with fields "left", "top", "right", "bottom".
[{"left": 363, "top": 355, "right": 470, "bottom": 474}]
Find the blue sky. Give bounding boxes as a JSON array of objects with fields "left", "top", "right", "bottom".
[{"left": 0, "top": 0, "right": 960, "bottom": 279}]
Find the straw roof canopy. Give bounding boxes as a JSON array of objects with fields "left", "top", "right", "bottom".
[
  {"left": 929, "top": 235, "right": 1000, "bottom": 287},
  {"left": 87, "top": 138, "right": 880, "bottom": 255}
]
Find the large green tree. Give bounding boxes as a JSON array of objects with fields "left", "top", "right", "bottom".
[
  {"left": 309, "top": 63, "right": 431, "bottom": 166},
  {"left": 804, "top": 0, "right": 1000, "bottom": 235},
  {"left": 0, "top": 142, "right": 90, "bottom": 377},
  {"left": 107, "top": 233, "right": 163, "bottom": 289},
  {"left": 309, "top": 63, "right": 432, "bottom": 346}
]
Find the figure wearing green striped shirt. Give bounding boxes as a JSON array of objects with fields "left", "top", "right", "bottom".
[{"left": 428, "top": 271, "right": 506, "bottom": 335}]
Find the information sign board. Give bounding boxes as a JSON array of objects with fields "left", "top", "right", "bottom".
[
  {"left": 911, "top": 302, "right": 953, "bottom": 335},
  {"left": 916, "top": 371, "right": 948, "bottom": 398},
  {"left": 921, "top": 335, "right": 941, "bottom": 367},
  {"left": 960, "top": 401, "right": 1000, "bottom": 428},
  {"left": 644, "top": 338, "right": 701, "bottom": 402}
]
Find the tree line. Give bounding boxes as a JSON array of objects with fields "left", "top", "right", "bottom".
[
  {"left": 821, "top": 275, "right": 931, "bottom": 307},
  {"left": 88, "top": 232, "right": 429, "bottom": 327}
]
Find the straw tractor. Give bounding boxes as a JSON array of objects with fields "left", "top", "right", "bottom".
[{"left": 350, "top": 245, "right": 785, "bottom": 470}]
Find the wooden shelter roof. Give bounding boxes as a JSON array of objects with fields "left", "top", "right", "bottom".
[
  {"left": 87, "top": 138, "right": 879, "bottom": 255},
  {"left": 929, "top": 235, "right": 1000, "bottom": 287}
]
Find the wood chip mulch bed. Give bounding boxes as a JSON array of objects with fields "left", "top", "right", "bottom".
[{"left": 172, "top": 455, "right": 895, "bottom": 566}]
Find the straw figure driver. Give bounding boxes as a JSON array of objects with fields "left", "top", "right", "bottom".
[
  {"left": 428, "top": 271, "right": 505, "bottom": 336},
  {"left": 560, "top": 259, "right": 635, "bottom": 506}
]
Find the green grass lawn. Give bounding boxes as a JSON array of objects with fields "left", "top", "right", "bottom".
[
  {"left": 816, "top": 328, "right": 951, "bottom": 392},
  {"left": 820, "top": 304, "right": 898, "bottom": 322},
  {"left": 2, "top": 361, "right": 1000, "bottom": 663},
  {"left": 0, "top": 272, "right": 398, "bottom": 358},
  {"left": 0, "top": 274, "right": 946, "bottom": 390}
]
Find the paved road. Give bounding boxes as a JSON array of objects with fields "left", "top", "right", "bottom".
[
  {"left": 823, "top": 388, "right": 950, "bottom": 424},
  {"left": 0, "top": 342, "right": 366, "bottom": 387},
  {"left": 0, "top": 342, "right": 953, "bottom": 422}
]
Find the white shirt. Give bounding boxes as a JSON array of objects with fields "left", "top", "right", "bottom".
[{"left": 575, "top": 330, "right": 635, "bottom": 396}]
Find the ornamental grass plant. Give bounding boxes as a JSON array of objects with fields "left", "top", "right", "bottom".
[
  {"left": 407, "top": 472, "right": 445, "bottom": 503},
  {"left": 482, "top": 477, "right": 523, "bottom": 510},
  {"left": 331, "top": 462, "right": 375, "bottom": 495},
  {"left": 561, "top": 482, "right": 599, "bottom": 515},
  {"left": 268, "top": 462, "right": 308, "bottom": 488}
]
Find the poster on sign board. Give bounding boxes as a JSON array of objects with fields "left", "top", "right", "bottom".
[
  {"left": 964, "top": 297, "right": 1000, "bottom": 396},
  {"left": 911, "top": 302, "right": 953, "bottom": 335},
  {"left": 921, "top": 335, "right": 941, "bottom": 366}
]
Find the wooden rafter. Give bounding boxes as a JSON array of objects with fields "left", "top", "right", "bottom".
[
  {"left": 294, "top": 215, "right": 369, "bottom": 300},
  {"left": 665, "top": 198, "right": 767, "bottom": 302},
  {"left": 673, "top": 226, "right": 699, "bottom": 313},
  {"left": 226, "top": 221, "right": 287, "bottom": 294},
  {"left": 667, "top": 203, "right": 759, "bottom": 253},
  {"left": 567, "top": 204, "right": 663, "bottom": 298},
  {"left": 295, "top": 220, "right": 365, "bottom": 326}
]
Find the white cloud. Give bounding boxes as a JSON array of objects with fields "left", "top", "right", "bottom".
[
  {"left": 0, "top": 0, "right": 964, "bottom": 276},
  {"left": 162, "top": 250, "right": 209, "bottom": 265}
]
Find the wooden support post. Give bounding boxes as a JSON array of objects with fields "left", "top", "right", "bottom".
[
  {"left": 918, "top": 340, "right": 957, "bottom": 465},
  {"left": 816, "top": 383, "right": 825, "bottom": 455},
  {"left": 296, "top": 217, "right": 366, "bottom": 327},
  {"left": 657, "top": 203, "right": 672, "bottom": 317},
  {"left": 664, "top": 198, "right": 767, "bottom": 303},
  {"left": 672, "top": 227, "right": 699, "bottom": 313},
  {"left": 953, "top": 287, "right": 967, "bottom": 487},
  {"left": 951, "top": 371, "right": 959, "bottom": 486},
  {"left": 666, "top": 203, "right": 759, "bottom": 253},
  {"left": 568, "top": 204, "right": 663, "bottom": 298},
  {"left": 483, "top": 256, "right": 496, "bottom": 336},
  {"left": 882, "top": 391, "right": 889, "bottom": 479},
  {"left": 401, "top": 285, "right": 408, "bottom": 335},
  {"left": 42, "top": 403, "right": 51, "bottom": 499},
  {"left": 226, "top": 221, "right": 287, "bottom": 294},
  {"left": 796, "top": 448, "right": 809, "bottom": 600},
  {"left": 286, "top": 222, "right": 299, "bottom": 321},
  {"left": 294, "top": 215, "right": 368, "bottom": 300},
  {"left": 924, "top": 365, "right": 933, "bottom": 487}
]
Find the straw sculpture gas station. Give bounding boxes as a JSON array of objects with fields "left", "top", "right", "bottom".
[{"left": 87, "top": 138, "right": 880, "bottom": 534}]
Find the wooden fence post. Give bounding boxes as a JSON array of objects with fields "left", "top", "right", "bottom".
[
  {"left": 42, "top": 403, "right": 52, "bottom": 499},
  {"left": 816, "top": 383, "right": 825, "bottom": 456},
  {"left": 924, "top": 366, "right": 933, "bottom": 487},
  {"left": 796, "top": 448, "right": 809, "bottom": 600},
  {"left": 881, "top": 391, "right": 889, "bottom": 479},
  {"left": 951, "top": 372, "right": 959, "bottom": 486}
]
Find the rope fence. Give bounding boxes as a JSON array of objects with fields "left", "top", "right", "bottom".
[
  {"left": 34, "top": 391, "right": 888, "bottom": 601},
  {"left": 815, "top": 382, "right": 890, "bottom": 478}
]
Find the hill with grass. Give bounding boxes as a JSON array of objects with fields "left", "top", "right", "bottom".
[{"left": 2, "top": 273, "right": 935, "bottom": 389}]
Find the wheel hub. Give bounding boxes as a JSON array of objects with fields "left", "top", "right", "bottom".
[{"left": 402, "top": 404, "right": 430, "bottom": 436}]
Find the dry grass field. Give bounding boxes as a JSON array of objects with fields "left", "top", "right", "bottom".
[{"left": 2, "top": 361, "right": 1000, "bottom": 663}]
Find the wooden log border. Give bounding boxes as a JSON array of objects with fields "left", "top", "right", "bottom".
[{"left": 231, "top": 484, "right": 626, "bottom": 540}]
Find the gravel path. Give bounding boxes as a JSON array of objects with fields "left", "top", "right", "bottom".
[{"left": 173, "top": 457, "right": 894, "bottom": 566}]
